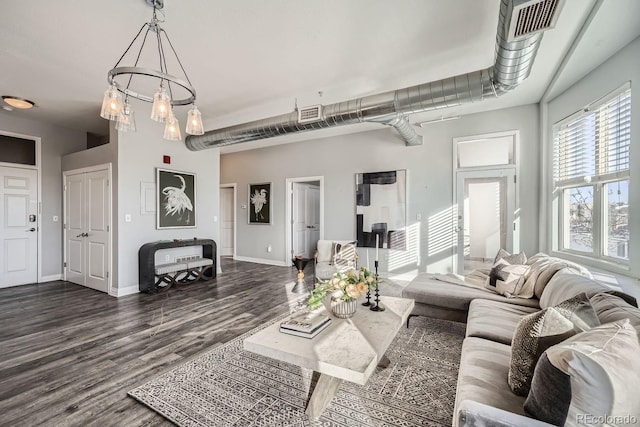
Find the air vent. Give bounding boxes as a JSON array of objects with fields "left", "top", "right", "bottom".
[
  {"left": 507, "top": 0, "right": 564, "bottom": 41},
  {"left": 297, "top": 105, "right": 322, "bottom": 124}
]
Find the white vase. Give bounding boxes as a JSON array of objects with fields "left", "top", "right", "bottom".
[{"left": 331, "top": 297, "right": 357, "bottom": 319}]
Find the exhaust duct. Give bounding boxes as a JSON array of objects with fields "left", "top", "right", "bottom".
[{"left": 186, "top": 0, "right": 564, "bottom": 151}]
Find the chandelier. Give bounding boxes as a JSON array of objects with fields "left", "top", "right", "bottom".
[{"left": 100, "top": 0, "right": 204, "bottom": 140}]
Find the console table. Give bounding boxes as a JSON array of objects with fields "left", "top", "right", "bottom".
[{"left": 138, "top": 238, "right": 217, "bottom": 293}]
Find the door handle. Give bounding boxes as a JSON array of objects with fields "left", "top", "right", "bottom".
[
  {"left": 26, "top": 228, "right": 36, "bottom": 232},
  {"left": 76, "top": 233, "right": 83, "bottom": 238}
]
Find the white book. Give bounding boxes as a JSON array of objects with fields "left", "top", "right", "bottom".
[
  {"left": 279, "top": 319, "right": 331, "bottom": 339},
  {"left": 280, "top": 312, "right": 330, "bottom": 333}
]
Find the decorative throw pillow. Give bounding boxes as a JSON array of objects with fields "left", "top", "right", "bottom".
[
  {"left": 494, "top": 248, "right": 527, "bottom": 265},
  {"left": 508, "top": 293, "right": 600, "bottom": 396},
  {"left": 333, "top": 242, "right": 357, "bottom": 269},
  {"left": 485, "top": 258, "right": 529, "bottom": 297},
  {"left": 524, "top": 319, "right": 640, "bottom": 426}
]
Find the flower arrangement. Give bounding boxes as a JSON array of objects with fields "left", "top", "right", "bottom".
[{"left": 307, "top": 267, "right": 377, "bottom": 310}]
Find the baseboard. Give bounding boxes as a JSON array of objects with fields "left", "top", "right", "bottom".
[
  {"left": 233, "top": 255, "right": 289, "bottom": 267},
  {"left": 110, "top": 285, "right": 139, "bottom": 297},
  {"left": 40, "top": 274, "right": 63, "bottom": 282}
]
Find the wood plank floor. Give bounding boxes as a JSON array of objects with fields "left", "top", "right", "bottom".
[{"left": 0, "top": 258, "right": 313, "bottom": 426}]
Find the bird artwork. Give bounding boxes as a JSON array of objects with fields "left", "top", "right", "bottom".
[
  {"left": 250, "top": 187, "right": 268, "bottom": 222},
  {"left": 161, "top": 174, "right": 193, "bottom": 225}
]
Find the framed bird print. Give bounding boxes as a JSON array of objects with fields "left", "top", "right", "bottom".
[
  {"left": 156, "top": 168, "right": 196, "bottom": 229},
  {"left": 248, "top": 182, "right": 271, "bottom": 224}
]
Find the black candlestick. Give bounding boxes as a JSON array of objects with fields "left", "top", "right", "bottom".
[
  {"left": 362, "top": 265, "right": 372, "bottom": 307},
  {"left": 370, "top": 260, "right": 385, "bottom": 312}
]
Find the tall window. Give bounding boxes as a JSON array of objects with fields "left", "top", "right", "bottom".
[{"left": 553, "top": 84, "right": 631, "bottom": 262}]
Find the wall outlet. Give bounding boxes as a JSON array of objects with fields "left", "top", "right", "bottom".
[
  {"left": 267, "top": 245, "right": 272, "bottom": 253},
  {"left": 165, "top": 255, "right": 171, "bottom": 262},
  {"left": 53, "top": 215, "right": 59, "bottom": 222}
]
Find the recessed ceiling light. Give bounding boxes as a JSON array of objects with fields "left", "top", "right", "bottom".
[{"left": 2, "top": 96, "right": 35, "bottom": 109}]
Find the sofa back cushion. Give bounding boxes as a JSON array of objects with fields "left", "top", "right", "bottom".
[
  {"left": 539, "top": 269, "right": 611, "bottom": 309},
  {"left": 590, "top": 292, "right": 640, "bottom": 335},
  {"left": 316, "top": 240, "right": 334, "bottom": 263}
]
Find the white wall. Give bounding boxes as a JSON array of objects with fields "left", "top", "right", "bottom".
[
  {"left": 544, "top": 35, "right": 640, "bottom": 280},
  {"left": 221, "top": 103, "right": 540, "bottom": 275},
  {"left": 116, "top": 99, "right": 221, "bottom": 291},
  {"left": 0, "top": 111, "right": 87, "bottom": 279}
]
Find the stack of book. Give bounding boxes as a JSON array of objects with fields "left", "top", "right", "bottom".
[{"left": 279, "top": 312, "right": 331, "bottom": 338}]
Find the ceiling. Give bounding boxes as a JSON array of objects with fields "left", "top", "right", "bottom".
[{"left": 1, "top": 0, "right": 639, "bottom": 153}]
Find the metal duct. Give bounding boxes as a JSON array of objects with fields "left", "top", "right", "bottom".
[{"left": 186, "top": 0, "right": 555, "bottom": 151}]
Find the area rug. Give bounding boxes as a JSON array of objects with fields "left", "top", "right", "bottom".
[{"left": 129, "top": 314, "right": 466, "bottom": 426}]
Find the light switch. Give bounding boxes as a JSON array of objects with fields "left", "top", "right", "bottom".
[
  {"left": 213, "top": 215, "right": 218, "bottom": 222},
  {"left": 125, "top": 214, "right": 132, "bottom": 222}
]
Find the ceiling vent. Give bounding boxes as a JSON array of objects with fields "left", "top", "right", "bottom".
[
  {"left": 297, "top": 105, "right": 322, "bottom": 123},
  {"left": 507, "top": 0, "right": 564, "bottom": 42}
]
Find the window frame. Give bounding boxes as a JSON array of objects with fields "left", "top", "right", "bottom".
[{"left": 553, "top": 83, "right": 631, "bottom": 266}]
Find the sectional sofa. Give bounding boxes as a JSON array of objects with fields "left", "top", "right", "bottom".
[{"left": 401, "top": 253, "right": 640, "bottom": 426}]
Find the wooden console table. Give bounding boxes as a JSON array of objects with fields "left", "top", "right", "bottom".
[{"left": 138, "top": 238, "right": 217, "bottom": 293}]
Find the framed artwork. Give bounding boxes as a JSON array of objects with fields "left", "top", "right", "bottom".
[
  {"left": 156, "top": 168, "right": 196, "bottom": 229},
  {"left": 248, "top": 182, "right": 271, "bottom": 224},
  {"left": 355, "top": 170, "right": 407, "bottom": 250}
]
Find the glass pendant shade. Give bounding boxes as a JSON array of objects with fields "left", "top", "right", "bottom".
[
  {"left": 100, "top": 84, "right": 123, "bottom": 120},
  {"left": 163, "top": 112, "right": 182, "bottom": 141},
  {"left": 115, "top": 99, "right": 136, "bottom": 132},
  {"left": 186, "top": 105, "right": 204, "bottom": 135},
  {"left": 150, "top": 86, "right": 172, "bottom": 123}
]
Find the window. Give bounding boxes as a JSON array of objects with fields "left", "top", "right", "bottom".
[{"left": 553, "top": 84, "right": 631, "bottom": 262}]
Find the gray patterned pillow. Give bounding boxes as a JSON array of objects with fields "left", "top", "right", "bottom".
[
  {"left": 508, "top": 293, "right": 600, "bottom": 396},
  {"left": 494, "top": 248, "right": 527, "bottom": 265}
]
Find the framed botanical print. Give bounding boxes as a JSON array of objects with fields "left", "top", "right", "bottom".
[
  {"left": 248, "top": 182, "right": 271, "bottom": 224},
  {"left": 157, "top": 168, "right": 196, "bottom": 229}
]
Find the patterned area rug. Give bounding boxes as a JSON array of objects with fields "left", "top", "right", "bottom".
[{"left": 129, "top": 314, "right": 466, "bottom": 426}]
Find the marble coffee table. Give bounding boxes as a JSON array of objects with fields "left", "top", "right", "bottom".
[{"left": 243, "top": 296, "right": 414, "bottom": 419}]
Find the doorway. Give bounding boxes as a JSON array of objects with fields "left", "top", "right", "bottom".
[
  {"left": 452, "top": 130, "right": 519, "bottom": 274},
  {"left": 63, "top": 164, "right": 111, "bottom": 293},
  {"left": 220, "top": 184, "right": 236, "bottom": 257},
  {"left": 0, "top": 166, "right": 38, "bottom": 288},
  {"left": 286, "top": 177, "right": 324, "bottom": 263},
  {"left": 455, "top": 170, "right": 515, "bottom": 273}
]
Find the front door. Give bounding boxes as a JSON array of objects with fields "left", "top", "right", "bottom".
[{"left": 0, "top": 166, "right": 38, "bottom": 288}]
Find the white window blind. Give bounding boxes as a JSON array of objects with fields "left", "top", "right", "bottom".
[{"left": 554, "top": 86, "right": 631, "bottom": 186}]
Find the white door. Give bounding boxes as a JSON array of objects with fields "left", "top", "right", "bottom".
[
  {"left": 220, "top": 187, "right": 234, "bottom": 256},
  {"left": 64, "top": 168, "right": 110, "bottom": 293},
  {"left": 292, "top": 183, "right": 320, "bottom": 259},
  {"left": 306, "top": 186, "right": 320, "bottom": 257},
  {"left": 455, "top": 169, "right": 515, "bottom": 274},
  {"left": 292, "top": 183, "right": 307, "bottom": 257},
  {"left": 0, "top": 166, "right": 38, "bottom": 288}
]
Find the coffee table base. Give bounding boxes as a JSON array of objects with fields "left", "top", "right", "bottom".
[{"left": 305, "top": 355, "right": 393, "bottom": 419}]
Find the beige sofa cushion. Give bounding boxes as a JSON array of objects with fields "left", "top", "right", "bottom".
[
  {"left": 465, "top": 299, "right": 538, "bottom": 345},
  {"left": 539, "top": 270, "right": 612, "bottom": 309}
]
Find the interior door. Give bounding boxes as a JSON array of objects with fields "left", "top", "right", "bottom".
[
  {"left": 64, "top": 168, "right": 110, "bottom": 293},
  {"left": 455, "top": 169, "right": 515, "bottom": 274},
  {"left": 84, "top": 170, "right": 109, "bottom": 292},
  {"left": 292, "top": 183, "right": 307, "bottom": 257},
  {"left": 0, "top": 166, "right": 38, "bottom": 288},
  {"left": 220, "top": 187, "right": 234, "bottom": 256},
  {"left": 305, "top": 186, "right": 320, "bottom": 257}
]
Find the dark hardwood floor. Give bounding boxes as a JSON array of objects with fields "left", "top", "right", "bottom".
[{"left": 0, "top": 258, "right": 312, "bottom": 427}]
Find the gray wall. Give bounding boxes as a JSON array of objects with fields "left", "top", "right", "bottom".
[
  {"left": 0, "top": 111, "right": 87, "bottom": 279},
  {"left": 221, "top": 103, "right": 540, "bottom": 274},
  {"left": 544, "top": 35, "right": 640, "bottom": 279},
  {"left": 116, "top": 99, "right": 221, "bottom": 291}
]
